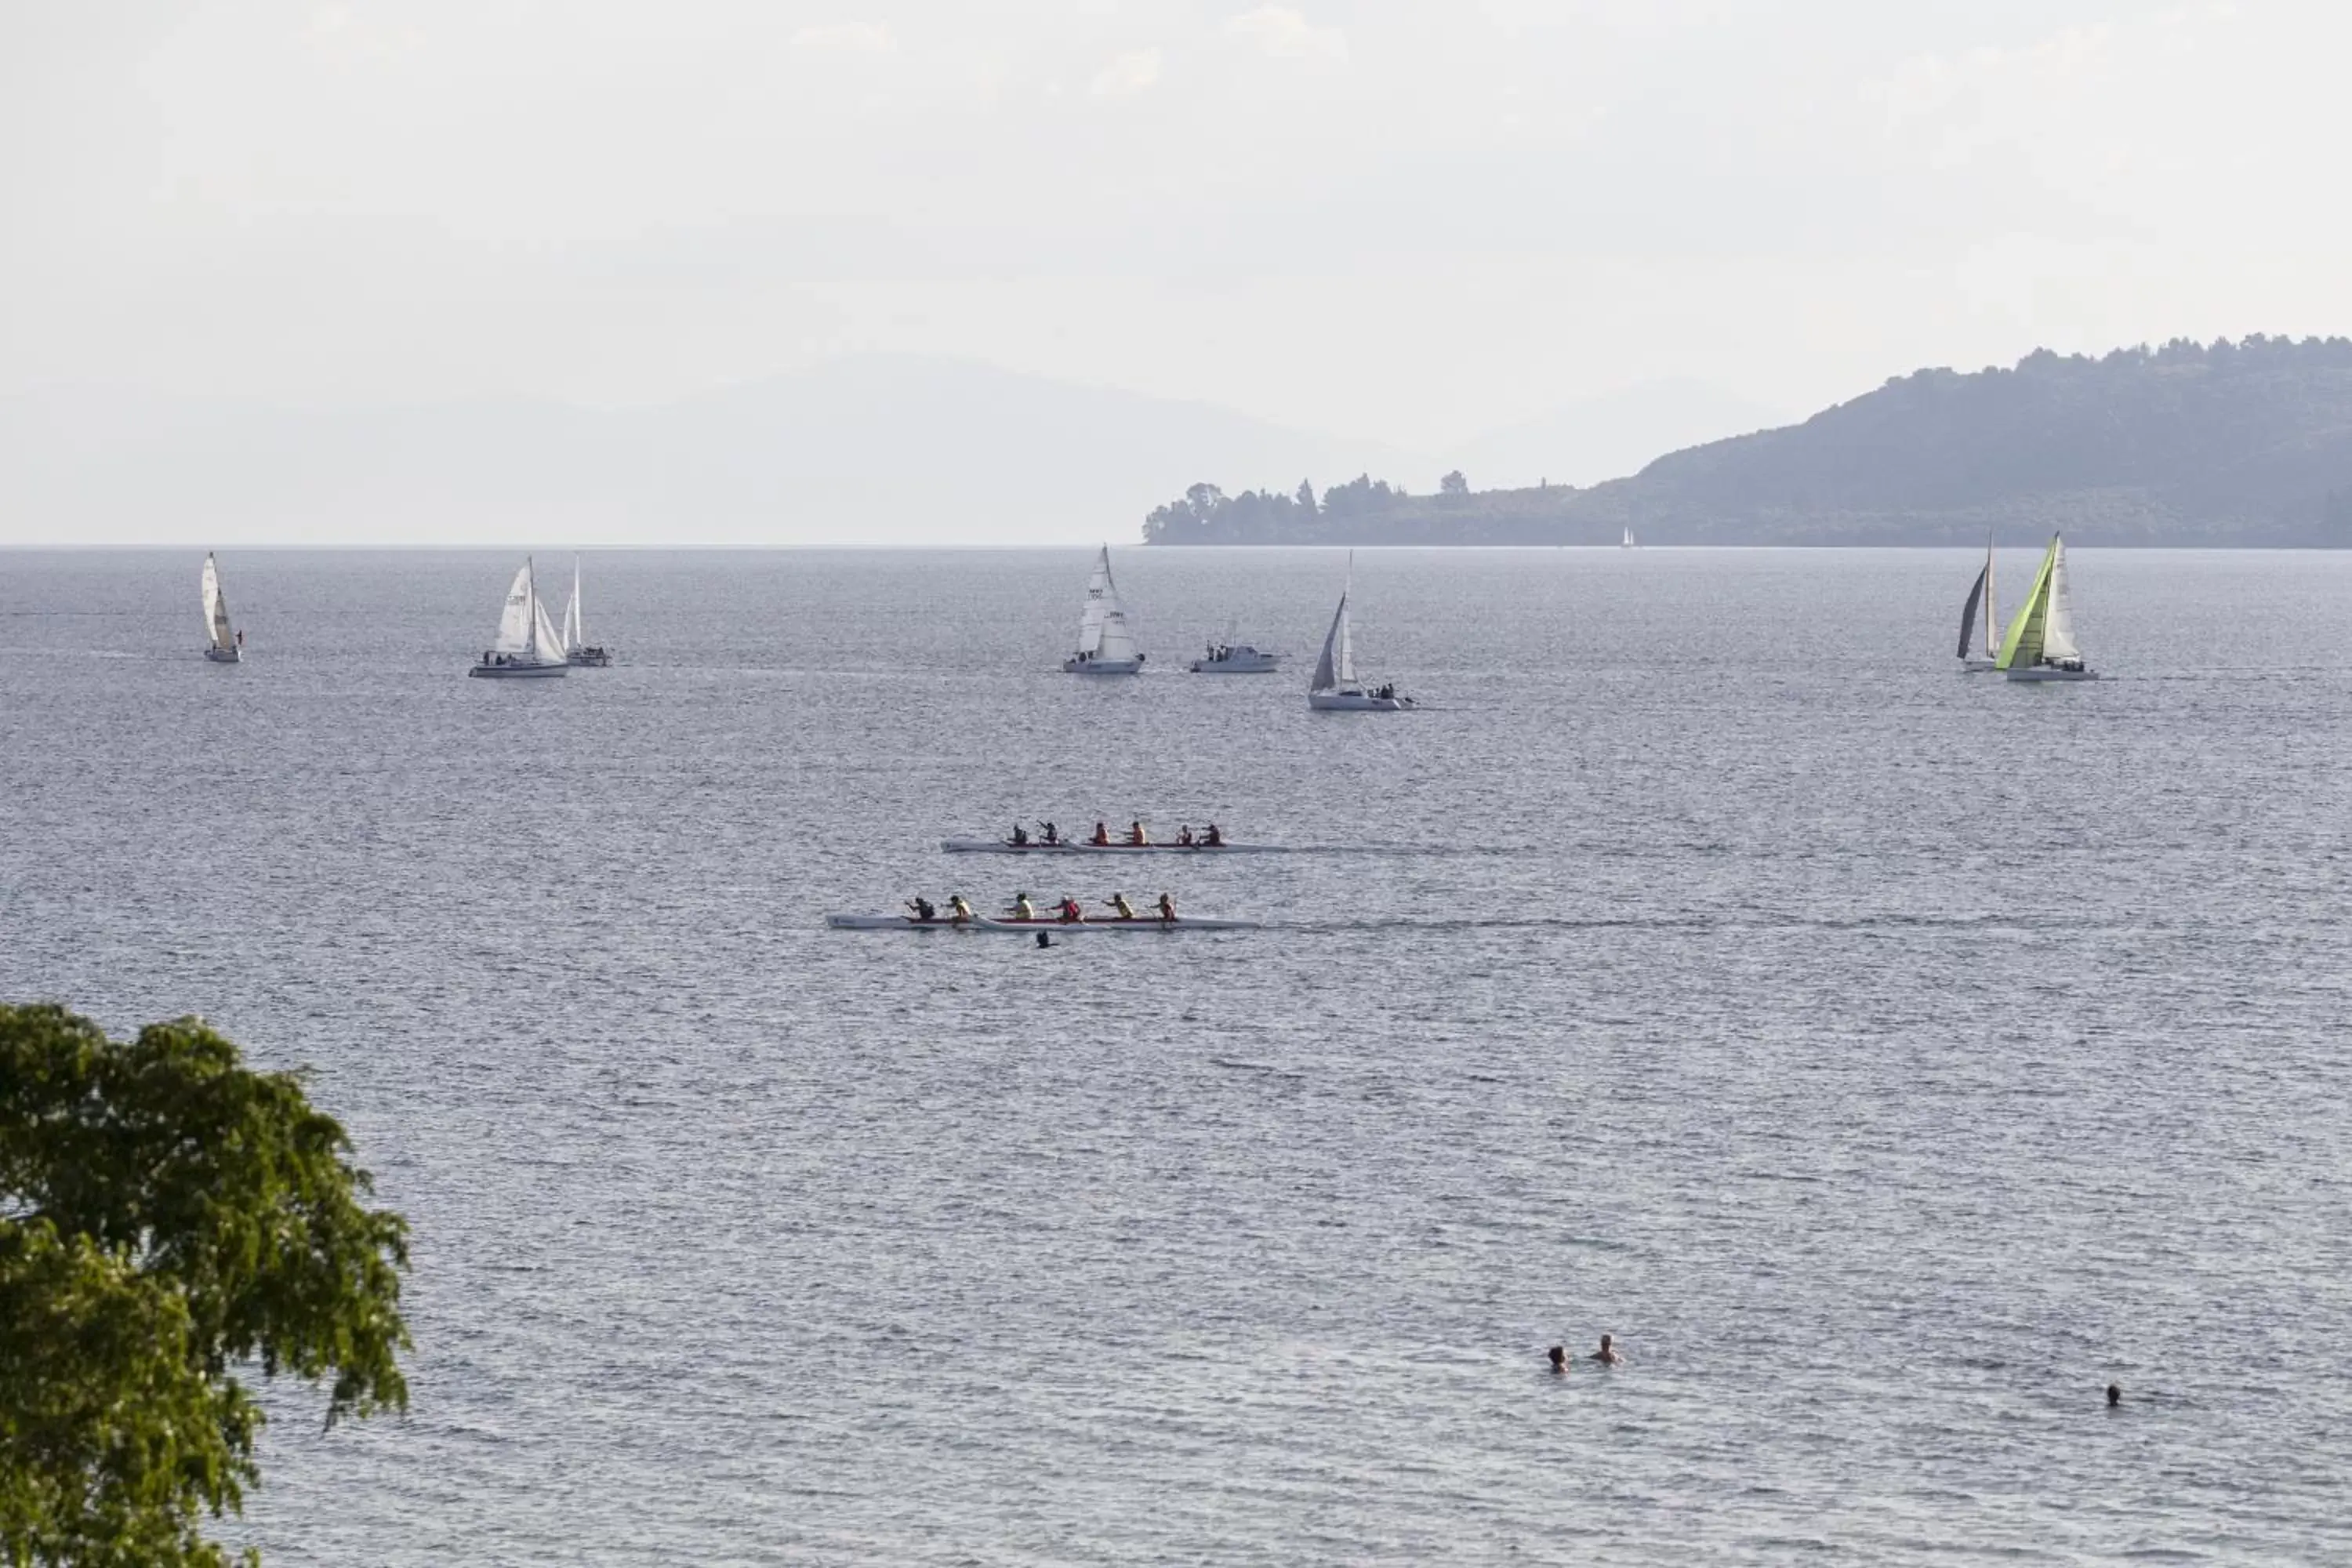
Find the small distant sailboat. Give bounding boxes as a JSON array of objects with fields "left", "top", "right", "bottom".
[
  {"left": 1957, "top": 533, "right": 2000, "bottom": 672},
  {"left": 1308, "top": 554, "right": 1414, "bottom": 711},
  {"left": 561, "top": 555, "right": 610, "bottom": 666},
  {"left": 468, "top": 557, "right": 568, "bottom": 678},
  {"left": 200, "top": 553, "right": 242, "bottom": 662},
  {"left": 1996, "top": 532, "right": 2096, "bottom": 681},
  {"left": 1064, "top": 546, "right": 1144, "bottom": 674},
  {"left": 1621, "top": 527, "right": 1638, "bottom": 550}
]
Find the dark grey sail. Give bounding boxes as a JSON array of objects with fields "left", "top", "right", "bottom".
[{"left": 1957, "top": 564, "right": 1988, "bottom": 659}]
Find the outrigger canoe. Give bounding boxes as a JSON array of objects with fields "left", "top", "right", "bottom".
[
  {"left": 826, "top": 913, "right": 1261, "bottom": 932},
  {"left": 940, "top": 837, "right": 1279, "bottom": 854}
]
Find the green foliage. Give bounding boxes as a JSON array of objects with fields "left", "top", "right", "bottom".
[{"left": 0, "top": 1005, "right": 409, "bottom": 1568}]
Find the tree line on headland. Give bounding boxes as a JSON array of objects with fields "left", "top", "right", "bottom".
[{"left": 1142, "top": 336, "right": 2352, "bottom": 547}]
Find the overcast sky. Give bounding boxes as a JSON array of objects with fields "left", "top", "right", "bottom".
[{"left": 6, "top": 1, "right": 2348, "bottom": 450}]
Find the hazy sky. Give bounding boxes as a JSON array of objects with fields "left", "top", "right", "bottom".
[{"left": 6, "top": 1, "right": 2348, "bottom": 448}]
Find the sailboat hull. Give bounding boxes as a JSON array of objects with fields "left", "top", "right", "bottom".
[
  {"left": 468, "top": 660, "right": 568, "bottom": 678},
  {"left": 1310, "top": 689, "right": 1414, "bottom": 711},
  {"left": 202, "top": 646, "right": 241, "bottom": 663},
  {"left": 2007, "top": 664, "right": 2098, "bottom": 682},
  {"left": 1063, "top": 657, "right": 1143, "bottom": 674}
]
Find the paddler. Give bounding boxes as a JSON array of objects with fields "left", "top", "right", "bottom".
[
  {"left": 1156, "top": 891, "right": 1177, "bottom": 923},
  {"left": 1128, "top": 819, "right": 1149, "bottom": 846},
  {"left": 1041, "top": 821, "right": 1060, "bottom": 845},
  {"left": 1203, "top": 823, "right": 1224, "bottom": 848},
  {"left": 1107, "top": 892, "right": 1137, "bottom": 920},
  {"left": 1058, "top": 895, "right": 1084, "bottom": 924},
  {"left": 1010, "top": 822, "right": 1029, "bottom": 847},
  {"left": 1178, "top": 826, "right": 1195, "bottom": 847},
  {"left": 1091, "top": 821, "right": 1111, "bottom": 847},
  {"left": 948, "top": 895, "right": 975, "bottom": 924},
  {"left": 906, "top": 896, "right": 937, "bottom": 922},
  {"left": 1010, "top": 891, "right": 1036, "bottom": 921}
]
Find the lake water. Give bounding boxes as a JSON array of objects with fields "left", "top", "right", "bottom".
[{"left": 3, "top": 547, "right": 2350, "bottom": 1564}]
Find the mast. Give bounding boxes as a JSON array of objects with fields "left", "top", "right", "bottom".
[{"left": 524, "top": 556, "right": 540, "bottom": 658}]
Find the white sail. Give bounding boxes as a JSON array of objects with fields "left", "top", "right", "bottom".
[
  {"left": 494, "top": 561, "right": 537, "bottom": 655},
  {"left": 2041, "top": 536, "right": 2079, "bottom": 662},
  {"left": 532, "top": 594, "right": 565, "bottom": 663},
  {"left": 1073, "top": 546, "right": 1119, "bottom": 655},
  {"left": 562, "top": 556, "right": 583, "bottom": 652},
  {"left": 201, "top": 554, "right": 236, "bottom": 652}
]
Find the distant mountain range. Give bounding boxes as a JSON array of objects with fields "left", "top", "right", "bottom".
[
  {"left": 1145, "top": 336, "right": 2352, "bottom": 547},
  {"left": 0, "top": 357, "right": 1411, "bottom": 548}
]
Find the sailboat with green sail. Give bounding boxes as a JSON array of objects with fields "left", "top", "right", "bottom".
[{"left": 1994, "top": 532, "right": 2096, "bottom": 682}]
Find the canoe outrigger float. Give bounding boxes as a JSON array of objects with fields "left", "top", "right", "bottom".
[
  {"left": 826, "top": 912, "right": 1261, "bottom": 932},
  {"left": 939, "top": 837, "right": 1279, "bottom": 855}
]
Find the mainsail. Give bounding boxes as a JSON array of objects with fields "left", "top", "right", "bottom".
[
  {"left": 2040, "top": 536, "right": 2079, "bottom": 662},
  {"left": 1994, "top": 535, "right": 2060, "bottom": 670},
  {"left": 1957, "top": 562, "right": 1989, "bottom": 659},
  {"left": 1312, "top": 557, "right": 1358, "bottom": 691},
  {"left": 495, "top": 560, "right": 539, "bottom": 656},
  {"left": 201, "top": 554, "right": 237, "bottom": 652},
  {"left": 562, "top": 556, "right": 584, "bottom": 652},
  {"left": 1073, "top": 546, "right": 1139, "bottom": 662}
]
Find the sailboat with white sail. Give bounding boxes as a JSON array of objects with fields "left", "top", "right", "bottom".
[
  {"left": 1063, "top": 546, "right": 1144, "bottom": 673},
  {"left": 1957, "top": 534, "right": 1999, "bottom": 672},
  {"left": 1308, "top": 554, "right": 1414, "bottom": 711},
  {"left": 561, "top": 555, "right": 610, "bottom": 666},
  {"left": 1621, "top": 527, "right": 1638, "bottom": 550},
  {"left": 468, "top": 557, "right": 568, "bottom": 678},
  {"left": 200, "top": 553, "right": 242, "bottom": 662},
  {"left": 1995, "top": 532, "right": 2096, "bottom": 682}
]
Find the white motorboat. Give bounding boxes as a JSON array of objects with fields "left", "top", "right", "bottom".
[
  {"left": 1957, "top": 533, "right": 2000, "bottom": 672},
  {"left": 200, "top": 553, "right": 242, "bottom": 662},
  {"left": 1064, "top": 545, "right": 1144, "bottom": 673},
  {"left": 1308, "top": 554, "right": 1414, "bottom": 711},
  {"left": 1997, "top": 533, "right": 2097, "bottom": 681},
  {"left": 1189, "top": 641, "right": 1280, "bottom": 673},
  {"left": 468, "top": 557, "right": 568, "bottom": 678},
  {"left": 561, "top": 555, "right": 611, "bottom": 666}
]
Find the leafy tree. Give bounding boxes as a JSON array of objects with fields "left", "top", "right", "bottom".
[
  {"left": 0, "top": 1005, "right": 410, "bottom": 1568},
  {"left": 1294, "top": 478, "right": 1316, "bottom": 515},
  {"left": 1439, "top": 470, "right": 1469, "bottom": 495}
]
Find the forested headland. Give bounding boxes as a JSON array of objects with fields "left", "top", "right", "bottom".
[{"left": 1142, "top": 336, "right": 2352, "bottom": 546}]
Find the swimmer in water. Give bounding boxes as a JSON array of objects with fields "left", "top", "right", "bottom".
[
  {"left": 2107, "top": 1383, "right": 2122, "bottom": 1407},
  {"left": 1547, "top": 1345, "right": 1567, "bottom": 1374},
  {"left": 1589, "top": 1334, "right": 1622, "bottom": 1367}
]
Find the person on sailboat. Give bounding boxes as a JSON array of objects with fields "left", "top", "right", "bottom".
[
  {"left": 1203, "top": 823, "right": 1224, "bottom": 848},
  {"left": 1057, "top": 896, "right": 1083, "bottom": 924},
  {"left": 948, "top": 895, "right": 975, "bottom": 924},
  {"left": 1156, "top": 892, "right": 1177, "bottom": 923},
  {"left": 1010, "top": 892, "right": 1036, "bottom": 921},
  {"left": 906, "top": 897, "right": 937, "bottom": 923},
  {"left": 1128, "top": 820, "right": 1149, "bottom": 846},
  {"left": 1092, "top": 821, "right": 1111, "bottom": 847},
  {"left": 1107, "top": 892, "right": 1137, "bottom": 920},
  {"left": 1010, "top": 823, "right": 1029, "bottom": 847}
]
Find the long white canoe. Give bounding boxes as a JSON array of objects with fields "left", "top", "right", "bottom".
[
  {"left": 940, "top": 837, "right": 1281, "bottom": 855},
  {"left": 827, "top": 913, "right": 1262, "bottom": 932}
]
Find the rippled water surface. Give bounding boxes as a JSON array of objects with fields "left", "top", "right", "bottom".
[{"left": 4, "top": 547, "right": 2350, "bottom": 1564}]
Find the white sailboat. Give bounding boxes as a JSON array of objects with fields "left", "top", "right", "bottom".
[
  {"left": 1957, "top": 533, "right": 1999, "bottom": 672},
  {"left": 561, "top": 555, "right": 610, "bottom": 666},
  {"left": 468, "top": 557, "right": 568, "bottom": 678},
  {"left": 1064, "top": 546, "right": 1144, "bottom": 673},
  {"left": 1995, "top": 532, "right": 2096, "bottom": 681},
  {"left": 1621, "top": 527, "right": 1637, "bottom": 550},
  {"left": 200, "top": 553, "right": 242, "bottom": 662},
  {"left": 1308, "top": 554, "right": 1414, "bottom": 711}
]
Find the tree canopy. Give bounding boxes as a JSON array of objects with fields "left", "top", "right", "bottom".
[{"left": 0, "top": 1005, "right": 410, "bottom": 1568}]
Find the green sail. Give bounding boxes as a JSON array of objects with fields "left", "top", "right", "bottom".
[{"left": 1994, "top": 536, "right": 2058, "bottom": 670}]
